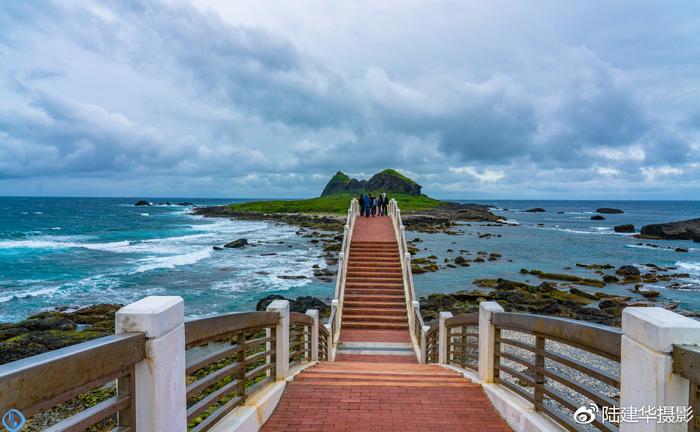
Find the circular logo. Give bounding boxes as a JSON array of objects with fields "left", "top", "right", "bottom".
[
  {"left": 2, "top": 409, "right": 26, "bottom": 432},
  {"left": 573, "top": 404, "right": 599, "bottom": 425}
]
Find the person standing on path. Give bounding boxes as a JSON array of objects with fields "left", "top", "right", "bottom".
[
  {"left": 377, "top": 194, "right": 383, "bottom": 216},
  {"left": 370, "top": 194, "right": 376, "bottom": 216},
  {"left": 363, "top": 194, "right": 371, "bottom": 217},
  {"left": 382, "top": 192, "right": 388, "bottom": 216},
  {"left": 358, "top": 194, "right": 365, "bottom": 216}
]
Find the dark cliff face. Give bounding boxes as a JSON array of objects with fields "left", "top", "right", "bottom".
[
  {"left": 366, "top": 172, "right": 421, "bottom": 195},
  {"left": 320, "top": 169, "right": 422, "bottom": 196}
]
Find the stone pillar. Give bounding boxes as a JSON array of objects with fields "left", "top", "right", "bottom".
[
  {"left": 620, "top": 307, "right": 700, "bottom": 432},
  {"left": 266, "top": 300, "right": 290, "bottom": 380},
  {"left": 116, "top": 296, "right": 186, "bottom": 432},
  {"left": 478, "top": 301, "right": 504, "bottom": 383},
  {"left": 438, "top": 311, "right": 453, "bottom": 364},
  {"left": 331, "top": 298, "right": 340, "bottom": 341},
  {"left": 306, "top": 309, "right": 319, "bottom": 362}
]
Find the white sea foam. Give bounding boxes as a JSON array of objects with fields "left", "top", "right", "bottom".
[
  {"left": 0, "top": 238, "right": 129, "bottom": 251},
  {"left": 676, "top": 261, "right": 700, "bottom": 274},
  {"left": 134, "top": 248, "right": 213, "bottom": 273},
  {"left": 139, "top": 213, "right": 149, "bottom": 216},
  {"left": 0, "top": 286, "right": 60, "bottom": 303}
]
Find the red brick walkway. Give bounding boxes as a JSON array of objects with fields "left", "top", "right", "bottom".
[
  {"left": 261, "top": 362, "right": 512, "bottom": 431},
  {"left": 340, "top": 215, "right": 414, "bottom": 361}
]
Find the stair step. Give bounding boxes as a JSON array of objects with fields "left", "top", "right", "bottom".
[
  {"left": 345, "top": 282, "right": 404, "bottom": 289},
  {"left": 343, "top": 301, "right": 406, "bottom": 308},
  {"left": 351, "top": 241, "right": 397, "bottom": 245},
  {"left": 297, "top": 373, "right": 464, "bottom": 382},
  {"left": 343, "top": 315, "right": 407, "bottom": 323},
  {"left": 345, "top": 289, "right": 405, "bottom": 296},
  {"left": 343, "top": 307, "right": 406, "bottom": 316},
  {"left": 345, "top": 277, "right": 403, "bottom": 283},
  {"left": 342, "top": 322, "right": 409, "bottom": 330}
]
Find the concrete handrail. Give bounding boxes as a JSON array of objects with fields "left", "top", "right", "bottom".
[
  {"left": 329, "top": 198, "right": 359, "bottom": 347},
  {"left": 388, "top": 199, "right": 418, "bottom": 351}
]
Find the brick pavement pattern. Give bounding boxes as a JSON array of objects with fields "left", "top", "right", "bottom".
[{"left": 261, "top": 362, "right": 512, "bottom": 432}]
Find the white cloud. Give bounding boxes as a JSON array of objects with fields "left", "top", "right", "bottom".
[{"left": 449, "top": 166, "right": 505, "bottom": 183}]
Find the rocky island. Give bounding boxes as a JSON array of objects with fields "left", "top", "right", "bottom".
[{"left": 194, "top": 169, "right": 501, "bottom": 233}]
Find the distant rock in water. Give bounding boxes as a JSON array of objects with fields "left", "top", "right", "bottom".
[
  {"left": 524, "top": 208, "right": 546, "bottom": 213},
  {"left": 616, "top": 265, "right": 640, "bottom": 277},
  {"left": 640, "top": 218, "right": 700, "bottom": 241},
  {"left": 320, "top": 169, "right": 421, "bottom": 196},
  {"left": 134, "top": 200, "right": 151, "bottom": 206},
  {"left": 591, "top": 215, "right": 606, "bottom": 220},
  {"left": 614, "top": 224, "right": 635, "bottom": 233},
  {"left": 224, "top": 238, "right": 248, "bottom": 248},
  {"left": 597, "top": 208, "right": 624, "bottom": 214}
]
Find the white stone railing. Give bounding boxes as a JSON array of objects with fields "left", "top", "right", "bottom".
[
  {"left": 0, "top": 296, "right": 325, "bottom": 432},
  {"left": 387, "top": 199, "right": 420, "bottom": 358},
  {"left": 325, "top": 198, "right": 359, "bottom": 359},
  {"left": 429, "top": 303, "right": 700, "bottom": 432}
]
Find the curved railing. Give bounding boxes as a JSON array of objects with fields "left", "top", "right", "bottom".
[
  {"left": 445, "top": 313, "right": 479, "bottom": 371},
  {"left": 326, "top": 198, "right": 360, "bottom": 356},
  {"left": 425, "top": 324, "right": 439, "bottom": 364},
  {"left": 0, "top": 332, "right": 145, "bottom": 431},
  {"left": 672, "top": 344, "right": 700, "bottom": 431},
  {"left": 492, "top": 312, "right": 621, "bottom": 432},
  {"left": 289, "top": 312, "right": 313, "bottom": 370},
  {"left": 184, "top": 311, "right": 278, "bottom": 432},
  {"left": 319, "top": 325, "right": 330, "bottom": 361}
]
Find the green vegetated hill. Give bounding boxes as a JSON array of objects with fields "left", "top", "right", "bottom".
[{"left": 228, "top": 169, "right": 442, "bottom": 214}]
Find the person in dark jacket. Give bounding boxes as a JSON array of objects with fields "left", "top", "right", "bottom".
[
  {"left": 363, "top": 194, "right": 371, "bottom": 217},
  {"left": 377, "top": 194, "right": 384, "bottom": 216},
  {"left": 369, "top": 194, "right": 376, "bottom": 216},
  {"left": 358, "top": 194, "right": 365, "bottom": 215},
  {"left": 382, "top": 192, "right": 388, "bottom": 216}
]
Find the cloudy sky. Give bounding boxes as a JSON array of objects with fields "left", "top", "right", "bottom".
[{"left": 1, "top": 1, "right": 699, "bottom": 199}]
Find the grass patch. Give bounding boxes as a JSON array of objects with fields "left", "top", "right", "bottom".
[{"left": 227, "top": 193, "right": 442, "bottom": 214}]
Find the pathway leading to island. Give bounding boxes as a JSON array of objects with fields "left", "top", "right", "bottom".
[
  {"left": 261, "top": 211, "right": 512, "bottom": 431},
  {"left": 337, "top": 215, "right": 415, "bottom": 362}
]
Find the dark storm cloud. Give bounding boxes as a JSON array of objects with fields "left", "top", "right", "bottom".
[{"left": 0, "top": 0, "right": 698, "bottom": 197}]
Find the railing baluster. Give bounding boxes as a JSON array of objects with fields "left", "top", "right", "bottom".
[
  {"left": 534, "top": 335, "right": 545, "bottom": 411},
  {"left": 238, "top": 330, "right": 246, "bottom": 402}
]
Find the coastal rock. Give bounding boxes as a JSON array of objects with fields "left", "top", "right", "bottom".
[
  {"left": 596, "top": 208, "right": 624, "bottom": 214},
  {"left": 640, "top": 218, "right": 700, "bottom": 241},
  {"left": 255, "top": 295, "right": 330, "bottom": 317},
  {"left": 454, "top": 256, "right": 469, "bottom": 266},
  {"left": 616, "top": 265, "right": 640, "bottom": 277},
  {"left": 590, "top": 215, "right": 606, "bottom": 220},
  {"left": 675, "top": 248, "right": 689, "bottom": 253},
  {"left": 603, "top": 275, "right": 620, "bottom": 283},
  {"left": 224, "top": 238, "right": 248, "bottom": 248},
  {"left": 420, "top": 278, "right": 624, "bottom": 326},
  {"left": 524, "top": 208, "right": 546, "bottom": 213},
  {"left": 614, "top": 224, "right": 635, "bottom": 233},
  {"left": 134, "top": 200, "right": 150, "bottom": 206},
  {"left": 0, "top": 304, "right": 122, "bottom": 364},
  {"left": 213, "top": 246, "right": 224, "bottom": 251}
]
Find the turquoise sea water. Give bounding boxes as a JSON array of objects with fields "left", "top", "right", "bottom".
[
  {"left": 0, "top": 198, "right": 698, "bottom": 322},
  {"left": 0, "top": 197, "right": 334, "bottom": 322}
]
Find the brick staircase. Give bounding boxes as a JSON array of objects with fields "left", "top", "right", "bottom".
[
  {"left": 342, "top": 240, "right": 408, "bottom": 331},
  {"left": 261, "top": 362, "right": 513, "bottom": 431}
]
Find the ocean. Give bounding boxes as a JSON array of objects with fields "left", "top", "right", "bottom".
[
  {"left": 0, "top": 197, "right": 335, "bottom": 322},
  {"left": 0, "top": 198, "right": 698, "bottom": 322}
]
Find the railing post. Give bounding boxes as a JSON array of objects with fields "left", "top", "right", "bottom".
[
  {"left": 620, "top": 307, "right": 700, "bottom": 432},
  {"left": 438, "top": 311, "right": 453, "bottom": 364},
  {"left": 478, "top": 301, "right": 504, "bottom": 383},
  {"left": 115, "top": 296, "right": 186, "bottom": 432},
  {"left": 266, "top": 300, "right": 290, "bottom": 380},
  {"left": 306, "top": 309, "right": 319, "bottom": 362},
  {"left": 331, "top": 299, "right": 340, "bottom": 343}
]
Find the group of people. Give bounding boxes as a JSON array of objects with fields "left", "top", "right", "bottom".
[{"left": 358, "top": 192, "right": 389, "bottom": 217}]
